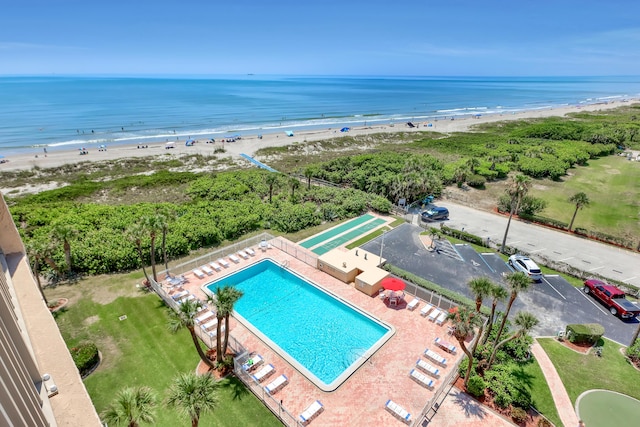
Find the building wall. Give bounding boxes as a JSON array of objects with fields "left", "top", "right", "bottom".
[{"left": 0, "top": 195, "right": 101, "bottom": 426}]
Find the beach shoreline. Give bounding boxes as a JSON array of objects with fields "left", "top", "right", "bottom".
[{"left": 0, "top": 99, "right": 636, "bottom": 174}]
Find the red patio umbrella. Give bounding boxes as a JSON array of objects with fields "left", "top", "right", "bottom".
[{"left": 380, "top": 277, "right": 406, "bottom": 292}]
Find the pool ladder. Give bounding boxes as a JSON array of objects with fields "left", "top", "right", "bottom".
[{"left": 280, "top": 260, "right": 289, "bottom": 269}]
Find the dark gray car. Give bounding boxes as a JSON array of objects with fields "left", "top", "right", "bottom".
[{"left": 421, "top": 207, "right": 449, "bottom": 221}]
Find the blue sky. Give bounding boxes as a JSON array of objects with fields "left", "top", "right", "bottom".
[{"left": 2, "top": 0, "right": 639, "bottom": 76}]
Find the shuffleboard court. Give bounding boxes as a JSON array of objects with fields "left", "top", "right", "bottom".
[
  {"left": 576, "top": 389, "right": 640, "bottom": 426},
  {"left": 313, "top": 218, "right": 387, "bottom": 255},
  {"left": 299, "top": 214, "right": 374, "bottom": 249}
]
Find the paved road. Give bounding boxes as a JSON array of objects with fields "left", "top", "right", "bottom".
[
  {"left": 362, "top": 223, "right": 639, "bottom": 345},
  {"left": 439, "top": 201, "right": 640, "bottom": 289}
]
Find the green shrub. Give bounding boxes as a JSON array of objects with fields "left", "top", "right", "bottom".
[
  {"left": 70, "top": 342, "right": 99, "bottom": 376},
  {"left": 511, "top": 407, "right": 528, "bottom": 424},
  {"left": 626, "top": 338, "right": 640, "bottom": 363},
  {"left": 537, "top": 418, "right": 553, "bottom": 427},
  {"left": 466, "top": 174, "right": 486, "bottom": 188},
  {"left": 566, "top": 323, "right": 605, "bottom": 344},
  {"left": 466, "top": 375, "right": 486, "bottom": 398}
]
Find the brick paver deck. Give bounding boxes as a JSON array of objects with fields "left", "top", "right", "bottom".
[{"left": 173, "top": 244, "right": 463, "bottom": 426}]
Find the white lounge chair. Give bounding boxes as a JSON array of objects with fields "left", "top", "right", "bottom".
[
  {"left": 410, "top": 369, "right": 434, "bottom": 389},
  {"left": 420, "top": 303, "right": 434, "bottom": 317},
  {"left": 195, "top": 311, "right": 215, "bottom": 325},
  {"left": 177, "top": 294, "right": 196, "bottom": 304},
  {"left": 436, "top": 311, "right": 448, "bottom": 326},
  {"left": 200, "top": 318, "right": 218, "bottom": 332},
  {"left": 245, "top": 247, "right": 256, "bottom": 256},
  {"left": 251, "top": 364, "right": 275, "bottom": 383},
  {"left": 201, "top": 265, "right": 214, "bottom": 275},
  {"left": 428, "top": 308, "right": 441, "bottom": 322},
  {"left": 205, "top": 325, "right": 224, "bottom": 338},
  {"left": 299, "top": 400, "right": 324, "bottom": 424},
  {"left": 209, "top": 261, "right": 222, "bottom": 271},
  {"left": 406, "top": 298, "right": 419, "bottom": 311},
  {"left": 264, "top": 374, "right": 288, "bottom": 395},
  {"left": 171, "top": 290, "right": 189, "bottom": 301},
  {"left": 424, "top": 348, "right": 447, "bottom": 366},
  {"left": 229, "top": 254, "right": 240, "bottom": 263},
  {"left": 434, "top": 337, "right": 456, "bottom": 354},
  {"left": 242, "top": 354, "right": 264, "bottom": 372},
  {"left": 385, "top": 400, "right": 411, "bottom": 423},
  {"left": 237, "top": 250, "right": 249, "bottom": 259},
  {"left": 416, "top": 359, "right": 439, "bottom": 377},
  {"left": 192, "top": 268, "right": 205, "bottom": 279},
  {"left": 217, "top": 258, "right": 230, "bottom": 268}
]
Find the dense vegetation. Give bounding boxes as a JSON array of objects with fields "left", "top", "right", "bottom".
[{"left": 6, "top": 105, "right": 640, "bottom": 276}]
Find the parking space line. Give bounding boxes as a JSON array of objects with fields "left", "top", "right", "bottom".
[
  {"left": 588, "top": 266, "right": 604, "bottom": 272},
  {"left": 541, "top": 277, "right": 566, "bottom": 300},
  {"left": 559, "top": 257, "right": 573, "bottom": 262},
  {"left": 530, "top": 248, "right": 546, "bottom": 253},
  {"left": 623, "top": 276, "right": 637, "bottom": 282},
  {"left": 576, "top": 288, "right": 608, "bottom": 315},
  {"left": 478, "top": 254, "right": 495, "bottom": 273}
]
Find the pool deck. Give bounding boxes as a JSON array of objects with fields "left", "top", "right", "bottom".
[{"left": 172, "top": 245, "right": 514, "bottom": 427}]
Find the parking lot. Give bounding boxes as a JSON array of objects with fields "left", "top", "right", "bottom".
[{"left": 361, "top": 223, "right": 639, "bottom": 345}]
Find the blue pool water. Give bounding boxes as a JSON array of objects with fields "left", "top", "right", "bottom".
[{"left": 204, "top": 258, "right": 393, "bottom": 390}]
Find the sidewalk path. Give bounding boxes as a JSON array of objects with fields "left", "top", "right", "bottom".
[
  {"left": 530, "top": 340, "right": 578, "bottom": 427},
  {"left": 442, "top": 200, "right": 640, "bottom": 288}
]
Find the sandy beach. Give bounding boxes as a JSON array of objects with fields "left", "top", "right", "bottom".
[{"left": 0, "top": 100, "right": 635, "bottom": 174}]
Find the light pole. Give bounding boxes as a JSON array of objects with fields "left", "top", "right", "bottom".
[{"left": 379, "top": 230, "right": 386, "bottom": 266}]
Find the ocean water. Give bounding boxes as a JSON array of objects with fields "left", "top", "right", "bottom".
[{"left": 1, "top": 75, "right": 640, "bottom": 155}]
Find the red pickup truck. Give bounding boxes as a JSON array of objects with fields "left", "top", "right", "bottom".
[{"left": 583, "top": 279, "right": 640, "bottom": 319}]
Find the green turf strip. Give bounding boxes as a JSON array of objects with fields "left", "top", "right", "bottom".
[
  {"left": 299, "top": 214, "right": 374, "bottom": 248},
  {"left": 313, "top": 218, "right": 386, "bottom": 255}
]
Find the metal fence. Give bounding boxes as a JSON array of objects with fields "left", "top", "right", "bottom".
[
  {"left": 163, "top": 233, "right": 277, "bottom": 277},
  {"left": 234, "top": 354, "right": 302, "bottom": 427},
  {"left": 269, "top": 236, "right": 318, "bottom": 268}
]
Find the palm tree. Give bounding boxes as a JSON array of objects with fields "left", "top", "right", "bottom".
[
  {"left": 483, "top": 283, "right": 509, "bottom": 345},
  {"left": 101, "top": 386, "right": 157, "bottom": 427},
  {"left": 25, "top": 240, "right": 50, "bottom": 305},
  {"left": 487, "top": 311, "right": 539, "bottom": 369},
  {"left": 264, "top": 173, "right": 279, "bottom": 203},
  {"left": 500, "top": 174, "right": 531, "bottom": 253},
  {"left": 51, "top": 223, "right": 77, "bottom": 273},
  {"left": 155, "top": 211, "right": 172, "bottom": 272},
  {"left": 127, "top": 223, "right": 151, "bottom": 284},
  {"left": 492, "top": 272, "right": 532, "bottom": 346},
  {"left": 568, "top": 192, "right": 590, "bottom": 231},
  {"left": 289, "top": 177, "right": 301, "bottom": 199},
  {"left": 144, "top": 215, "right": 163, "bottom": 281},
  {"left": 468, "top": 277, "right": 494, "bottom": 355},
  {"left": 168, "top": 298, "right": 216, "bottom": 370},
  {"left": 446, "top": 305, "right": 482, "bottom": 388},
  {"left": 208, "top": 285, "right": 243, "bottom": 363},
  {"left": 303, "top": 166, "right": 315, "bottom": 190},
  {"left": 165, "top": 372, "right": 219, "bottom": 427}
]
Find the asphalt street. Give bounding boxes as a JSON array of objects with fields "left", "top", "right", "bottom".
[
  {"left": 441, "top": 200, "right": 640, "bottom": 289},
  {"left": 362, "top": 223, "right": 639, "bottom": 345}
]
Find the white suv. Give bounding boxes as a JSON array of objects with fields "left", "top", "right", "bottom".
[{"left": 508, "top": 255, "right": 543, "bottom": 282}]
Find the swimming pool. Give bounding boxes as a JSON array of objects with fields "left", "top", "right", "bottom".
[{"left": 203, "top": 258, "right": 394, "bottom": 391}]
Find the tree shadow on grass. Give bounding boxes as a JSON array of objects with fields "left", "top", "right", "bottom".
[{"left": 226, "top": 376, "right": 251, "bottom": 401}]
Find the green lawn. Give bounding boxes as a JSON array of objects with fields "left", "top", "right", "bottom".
[
  {"left": 513, "top": 358, "right": 562, "bottom": 427},
  {"left": 50, "top": 278, "right": 281, "bottom": 427},
  {"left": 530, "top": 155, "right": 640, "bottom": 241},
  {"left": 538, "top": 337, "right": 640, "bottom": 404}
]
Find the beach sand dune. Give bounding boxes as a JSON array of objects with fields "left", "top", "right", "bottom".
[{"left": 0, "top": 100, "right": 633, "bottom": 175}]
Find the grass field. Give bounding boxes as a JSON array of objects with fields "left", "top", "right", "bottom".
[
  {"left": 576, "top": 389, "right": 640, "bottom": 426},
  {"left": 538, "top": 337, "right": 640, "bottom": 405},
  {"left": 530, "top": 155, "right": 640, "bottom": 241},
  {"left": 48, "top": 275, "right": 281, "bottom": 427}
]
